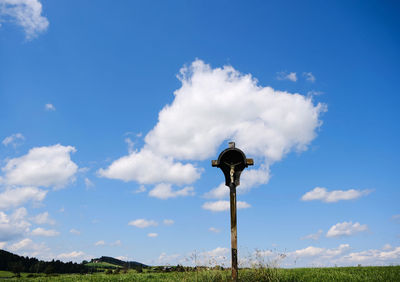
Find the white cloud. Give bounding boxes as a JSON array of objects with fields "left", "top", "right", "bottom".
[
  {"left": 31, "top": 227, "right": 59, "bottom": 237},
  {"left": 205, "top": 166, "right": 270, "bottom": 199},
  {"left": 8, "top": 238, "right": 33, "bottom": 251},
  {"left": 146, "top": 61, "right": 322, "bottom": 162},
  {"left": 147, "top": 233, "right": 158, "bottom": 238},
  {"left": 244, "top": 244, "right": 400, "bottom": 267},
  {"left": 198, "top": 247, "right": 229, "bottom": 266},
  {"left": 291, "top": 244, "right": 350, "bottom": 258},
  {"left": 2, "top": 144, "right": 78, "bottom": 189},
  {"left": 148, "top": 183, "right": 194, "bottom": 199},
  {"left": 209, "top": 227, "right": 220, "bottom": 233},
  {"left": 110, "top": 240, "right": 121, "bottom": 246},
  {"left": 133, "top": 185, "right": 146, "bottom": 193},
  {"left": 0, "top": 0, "right": 49, "bottom": 40},
  {"left": 0, "top": 241, "right": 6, "bottom": 249},
  {"left": 125, "top": 137, "right": 134, "bottom": 154},
  {"left": 204, "top": 183, "right": 228, "bottom": 199},
  {"left": 307, "top": 90, "right": 323, "bottom": 97},
  {"left": 301, "top": 229, "right": 323, "bottom": 240},
  {"left": 95, "top": 240, "right": 105, "bottom": 246},
  {"left": 163, "top": 219, "right": 174, "bottom": 226},
  {"left": 45, "top": 103, "right": 55, "bottom": 111},
  {"left": 202, "top": 200, "right": 251, "bottom": 212},
  {"left": 31, "top": 211, "right": 55, "bottom": 225},
  {"left": 84, "top": 177, "right": 94, "bottom": 188},
  {"left": 69, "top": 229, "right": 80, "bottom": 235},
  {"left": 326, "top": 221, "right": 368, "bottom": 238},
  {"left": 7, "top": 238, "right": 50, "bottom": 259},
  {"left": 99, "top": 60, "right": 325, "bottom": 196},
  {"left": 277, "top": 71, "right": 297, "bottom": 82},
  {"left": 0, "top": 208, "right": 31, "bottom": 241},
  {"left": 336, "top": 247, "right": 400, "bottom": 265},
  {"left": 98, "top": 149, "right": 200, "bottom": 185},
  {"left": 303, "top": 72, "right": 316, "bottom": 83},
  {"left": 8, "top": 238, "right": 31, "bottom": 251},
  {"left": 157, "top": 252, "right": 181, "bottom": 265},
  {"left": 301, "top": 187, "right": 371, "bottom": 203},
  {"left": 2, "top": 133, "right": 24, "bottom": 147},
  {"left": 57, "top": 251, "right": 85, "bottom": 260},
  {"left": 128, "top": 219, "right": 158, "bottom": 228},
  {"left": 292, "top": 246, "right": 324, "bottom": 257},
  {"left": 0, "top": 186, "right": 47, "bottom": 210}
]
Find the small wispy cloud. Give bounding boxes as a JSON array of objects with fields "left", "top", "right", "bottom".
[
  {"left": 84, "top": 178, "right": 94, "bottom": 189},
  {"left": 133, "top": 185, "right": 146, "bottom": 194},
  {"left": 128, "top": 219, "right": 158, "bottom": 228},
  {"left": 301, "top": 187, "right": 372, "bottom": 203},
  {"left": 110, "top": 240, "right": 121, "bottom": 246},
  {"left": 125, "top": 137, "right": 135, "bottom": 153},
  {"left": 31, "top": 212, "right": 55, "bottom": 225},
  {"left": 147, "top": 233, "right": 158, "bottom": 238},
  {"left": 57, "top": 251, "right": 86, "bottom": 260},
  {"left": 303, "top": 72, "right": 316, "bottom": 83},
  {"left": 95, "top": 240, "right": 105, "bottom": 246},
  {"left": 148, "top": 183, "right": 194, "bottom": 200},
  {"left": 202, "top": 200, "right": 251, "bottom": 212},
  {"left": 276, "top": 71, "right": 297, "bottom": 82},
  {"left": 326, "top": 221, "right": 368, "bottom": 238},
  {"left": 45, "top": 103, "right": 56, "bottom": 111},
  {"left": 163, "top": 219, "right": 174, "bottom": 226},
  {"left": 301, "top": 229, "right": 323, "bottom": 240},
  {"left": 2, "top": 133, "right": 25, "bottom": 148},
  {"left": 31, "top": 227, "right": 59, "bottom": 237},
  {"left": 69, "top": 229, "right": 80, "bottom": 235},
  {"left": 0, "top": 0, "right": 49, "bottom": 40},
  {"left": 209, "top": 227, "right": 220, "bottom": 233}
]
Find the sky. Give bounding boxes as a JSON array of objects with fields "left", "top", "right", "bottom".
[{"left": 0, "top": 0, "right": 399, "bottom": 268}]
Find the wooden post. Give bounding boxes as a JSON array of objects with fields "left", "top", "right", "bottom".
[
  {"left": 212, "top": 142, "right": 253, "bottom": 282},
  {"left": 230, "top": 182, "right": 238, "bottom": 282}
]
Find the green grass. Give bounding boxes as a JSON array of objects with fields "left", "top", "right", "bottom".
[
  {"left": 0, "top": 270, "right": 14, "bottom": 278},
  {"left": 85, "top": 262, "right": 121, "bottom": 268},
  {"left": 3, "top": 266, "right": 400, "bottom": 281}
]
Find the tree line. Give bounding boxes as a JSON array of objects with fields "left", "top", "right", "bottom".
[{"left": 0, "top": 250, "right": 88, "bottom": 275}]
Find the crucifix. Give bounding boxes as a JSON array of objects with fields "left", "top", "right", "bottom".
[{"left": 212, "top": 142, "right": 253, "bottom": 281}]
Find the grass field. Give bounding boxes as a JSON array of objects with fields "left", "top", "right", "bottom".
[
  {"left": 84, "top": 262, "right": 121, "bottom": 269},
  {"left": 1, "top": 266, "right": 399, "bottom": 281}
]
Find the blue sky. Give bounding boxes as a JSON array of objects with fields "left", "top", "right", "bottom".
[{"left": 1, "top": 0, "right": 399, "bottom": 267}]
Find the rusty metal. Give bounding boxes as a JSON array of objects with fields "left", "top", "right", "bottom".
[{"left": 211, "top": 142, "right": 253, "bottom": 282}]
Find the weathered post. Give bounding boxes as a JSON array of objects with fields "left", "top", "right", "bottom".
[{"left": 212, "top": 142, "right": 253, "bottom": 281}]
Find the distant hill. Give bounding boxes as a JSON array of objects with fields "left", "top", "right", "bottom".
[
  {"left": 0, "top": 249, "right": 87, "bottom": 274},
  {"left": 90, "top": 256, "right": 147, "bottom": 268}
]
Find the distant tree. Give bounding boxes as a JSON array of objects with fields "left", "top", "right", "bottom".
[
  {"left": 9, "top": 261, "right": 23, "bottom": 277},
  {"left": 136, "top": 265, "right": 143, "bottom": 273},
  {"left": 177, "top": 264, "right": 186, "bottom": 272},
  {"left": 105, "top": 269, "right": 113, "bottom": 275},
  {"left": 44, "top": 264, "right": 55, "bottom": 275},
  {"left": 114, "top": 267, "right": 120, "bottom": 274},
  {"left": 81, "top": 260, "right": 88, "bottom": 265}
]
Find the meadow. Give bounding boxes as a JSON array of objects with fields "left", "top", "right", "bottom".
[{"left": 1, "top": 266, "right": 400, "bottom": 281}]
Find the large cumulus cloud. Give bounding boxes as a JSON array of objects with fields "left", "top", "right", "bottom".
[{"left": 99, "top": 60, "right": 325, "bottom": 198}]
